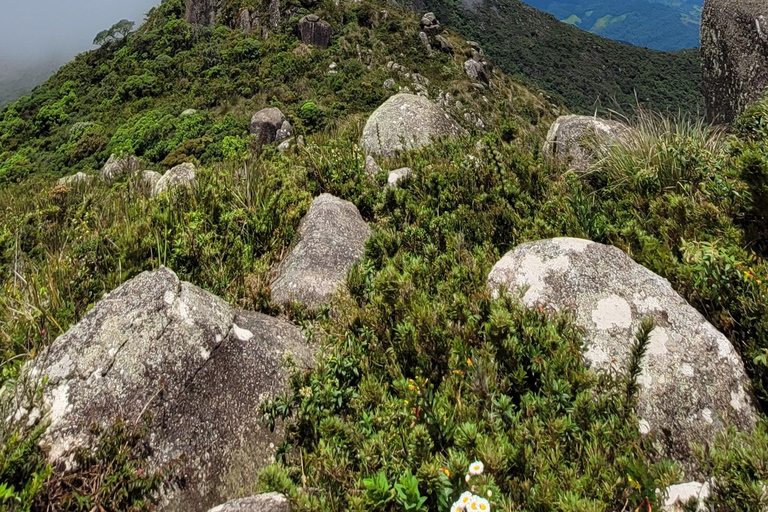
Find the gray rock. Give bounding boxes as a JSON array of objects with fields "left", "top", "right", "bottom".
[
  {"left": 153, "top": 163, "right": 196, "bottom": 196},
  {"left": 278, "top": 140, "right": 291, "bottom": 153},
  {"left": 419, "top": 31, "right": 432, "bottom": 54},
  {"left": 269, "top": 0, "right": 280, "bottom": 29},
  {"left": 21, "top": 267, "right": 312, "bottom": 512},
  {"left": 298, "top": 15, "right": 333, "bottom": 49},
  {"left": 365, "top": 155, "right": 382, "bottom": 176},
  {"left": 702, "top": 0, "right": 768, "bottom": 123},
  {"left": 185, "top": 0, "right": 221, "bottom": 25},
  {"left": 663, "top": 482, "right": 710, "bottom": 512},
  {"left": 275, "top": 120, "right": 292, "bottom": 142},
  {"left": 100, "top": 154, "right": 140, "bottom": 181},
  {"left": 420, "top": 12, "right": 442, "bottom": 35},
  {"left": 208, "top": 493, "right": 290, "bottom": 512},
  {"left": 360, "top": 94, "right": 465, "bottom": 157},
  {"left": 272, "top": 194, "right": 372, "bottom": 310},
  {"left": 543, "top": 115, "right": 631, "bottom": 173},
  {"left": 181, "top": 109, "right": 198, "bottom": 116},
  {"left": 434, "top": 35, "right": 454, "bottom": 53},
  {"left": 383, "top": 78, "right": 397, "bottom": 90},
  {"left": 387, "top": 167, "right": 412, "bottom": 187},
  {"left": 464, "top": 59, "right": 489, "bottom": 85},
  {"left": 56, "top": 172, "right": 89, "bottom": 187},
  {"left": 250, "top": 108, "right": 288, "bottom": 146},
  {"left": 487, "top": 238, "right": 758, "bottom": 476},
  {"left": 235, "top": 9, "right": 252, "bottom": 33}
]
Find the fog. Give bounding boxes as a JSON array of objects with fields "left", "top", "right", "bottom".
[{"left": 0, "top": 0, "right": 160, "bottom": 96}]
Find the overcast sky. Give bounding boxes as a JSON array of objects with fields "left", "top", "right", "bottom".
[{"left": 0, "top": 0, "right": 160, "bottom": 68}]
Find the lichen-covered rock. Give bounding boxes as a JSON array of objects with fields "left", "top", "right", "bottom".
[
  {"left": 434, "top": 34, "right": 454, "bottom": 53},
  {"left": 387, "top": 167, "right": 412, "bottom": 187},
  {"left": 360, "top": 94, "right": 465, "bottom": 157},
  {"left": 365, "top": 155, "right": 382, "bottom": 176},
  {"left": 272, "top": 194, "right": 372, "bottom": 310},
  {"left": 487, "top": 238, "right": 757, "bottom": 476},
  {"left": 543, "top": 115, "right": 631, "bottom": 173},
  {"left": 21, "top": 268, "right": 312, "bottom": 512},
  {"left": 464, "top": 59, "right": 489, "bottom": 85},
  {"left": 420, "top": 12, "right": 442, "bottom": 35},
  {"left": 250, "top": 108, "right": 290, "bottom": 146},
  {"left": 298, "top": 15, "right": 333, "bottom": 49},
  {"left": 702, "top": 0, "right": 768, "bottom": 123},
  {"left": 100, "top": 154, "right": 140, "bottom": 181},
  {"left": 208, "top": 493, "right": 290, "bottom": 512},
  {"left": 185, "top": 0, "right": 221, "bottom": 25},
  {"left": 153, "top": 163, "right": 196, "bottom": 196},
  {"left": 56, "top": 172, "right": 90, "bottom": 186},
  {"left": 419, "top": 32, "right": 432, "bottom": 54}
]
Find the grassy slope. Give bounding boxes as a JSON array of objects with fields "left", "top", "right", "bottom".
[
  {"left": 1, "top": 0, "right": 768, "bottom": 511},
  {"left": 411, "top": 0, "right": 704, "bottom": 115}
]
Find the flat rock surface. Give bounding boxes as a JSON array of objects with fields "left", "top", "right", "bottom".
[
  {"left": 271, "top": 194, "right": 371, "bottom": 310},
  {"left": 487, "top": 238, "right": 757, "bottom": 476},
  {"left": 23, "top": 268, "right": 313, "bottom": 512},
  {"left": 208, "top": 493, "right": 290, "bottom": 512}
]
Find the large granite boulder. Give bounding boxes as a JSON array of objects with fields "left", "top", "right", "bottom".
[
  {"left": 487, "top": 238, "right": 758, "bottom": 476},
  {"left": 420, "top": 12, "right": 442, "bottom": 35},
  {"left": 298, "top": 15, "right": 333, "bottom": 49},
  {"left": 21, "top": 268, "right": 313, "bottom": 512},
  {"left": 153, "top": 163, "right": 197, "bottom": 196},
  {"left": 100, "top": 154, "right": 140, "bottom": 181},
  {"left": 272, "top": 194, "right": 371, "bottom": 310},
  {"left": 208, "top": 493, "right": 290, "bottom": 512},
  {"left": 360, "top": 94, "right": 465, "bottom": 157},
  {"left": 250, "top": 108, "right": 292, "bottom": 146},
  {"left": 702, "top": 0, "right": 768, "bottom": 123},
  {"left": 185, "top": 0, "right": 221, "bottom": 25},
  {"left": 543, "top": 115, "right": 631, "bottom": 173}
]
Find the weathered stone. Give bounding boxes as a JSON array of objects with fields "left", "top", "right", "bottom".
[
  {"left": 360, "top": 93, "right": 465, "bottom": 157},
  {"left": 434, "top": 34, "right": 454, "bottom": 53},
  {"left": 100, "top": 154, "right": 140, "bottom": 181},
  {"left": 663, "top": 481, "right": 710, "bottom": 512},
  {"left": 208, "top": 493, "right": 290, "bottom": 512},
  {"left": 487, "top": 238, "right": 758, "bottom": 476},
  {"left": 702, "top": 0, "right": 768, "bottom": 123},
  {"left": 464, "top": 59, "right": 489, "bottom": 85},
  {"left": 365, "top": 155, "right": 382, "bottom": 176},
  {"left": 272, "top": 194, "right": 372, "bottom": 310},
  {"left": 250, "top": 108, "right": 288, "bottom": 146},
  {"left": 298, "top": 15, "right": 333, "bottom": 49},
  {"left": 383, "top": 78, "right": 396, "bottom": 90},
  {"left": 419, "top": 32, "right": 432, "bottom": 54},
  {"left": 181, "top": 109, "right": 198, "bottom": 116},
  {"left": 56, "top": 172, "right": 89, "bottom": 186},
  {"left": 185, "top": 0, "right": 221, "bottom": 25},
  {"left": 276, "top": 120, "right": 292, "bottom": 142},
  {"left": 21, "top": 267, "right": 312, "bottom": 512},
  {"left": 153, "top": 163, "right": 196, "bottom": 196},
  {"left": 269, "top": 0, "right": 280, "bottom": 29},
  {"left": 235, "top": 9, "right": 253, "bottom": 34},
  {"left": 543, "top": 115, "right": 631, "bottom": 173},
  {"left": 387, "top": 167, "right": 412, "bottom": 187},
  {"left": 420, "top": 12, "right": 442, "bottom": 35}
]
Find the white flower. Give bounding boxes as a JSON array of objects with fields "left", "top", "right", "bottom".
[
  {"left": 466, "top": 495, "right": 480, "bottom": 511},
  {"left": 457, "top": 491, "right": 474, "bottom": 508},
  {"left": 476, "top": 497, "right": 491, "bottom": 512},
  {"left": 451, "top": 502, "right": 464, "bottom": 512},
  {"left": 468, "top": 461, "right": 484, "bottom": 475}
]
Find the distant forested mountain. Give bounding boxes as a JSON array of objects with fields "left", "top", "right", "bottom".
[{"left": 522, "top": 0, "right": 703, "bottom": 50}]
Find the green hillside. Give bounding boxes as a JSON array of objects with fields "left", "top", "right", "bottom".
[
  {"left": 413, "top": 0, "right": 704, "bottom": 115},
  {"left": 2, "top": 0, "right": 768, "bottom": 511}
]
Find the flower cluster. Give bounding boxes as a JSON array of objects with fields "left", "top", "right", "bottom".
[{"left": 450, "top": 461, "right": 491, "bottom": 512}]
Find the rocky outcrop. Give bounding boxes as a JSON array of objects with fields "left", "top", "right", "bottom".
[
  {"left": 22, "top": 268, "right": 312, "bottom": 512},
  {"left": 543, "top": 115, "right": 631, "bottom": 173},
  {"left": 420, "top": 12, "right": 442, "bottom": 35},
  {"left": 100, "top": 154, "right": 140, "bottom": 181},
  {"left": 388, "top": 167, "right": 412, "bottom": 187},
  {"left": 208, "top": 493, "right": 290, "bottom": 512},
  {"left": 185, "top": 0, "right": 221, "bottom": 26},
  {"left": 153, "top": 163, "right": 197, "bottom": 196},
  {"left": 464, "top": 59, "right": 490, "bottom": 85},
  {"left": 298, "top": 15, "right": 333, "bottom": 49},
  {"left": 56, "top": 172, "right": 90, "bottom": 186},
  {"left": 487, "top": 238, "right": 758, "bottom": 476},
  {"left": 250, "top": 108, "right": 292, "bottom": 146},
  {"left": 702, "top": 0, "right": 768, "bottom": 123},
  {"left": 272, "top": 194, "right": 371, "bottom": 310},
  {"left": 434, "top": 35, "right": 454, "bottom": 54},
  {"left": 360, "top": 94, "right": 465, "bottom": 157}
]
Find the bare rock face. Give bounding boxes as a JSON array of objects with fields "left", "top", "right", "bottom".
[
  {"left": 250, "top": 108, "right": 291, "bottom": 146},
  {"left": 298, "top": 15, "right": 333, "bottom": 49},
  {"left": 464, "top": 59, "right": 489, "bottom": 85},
  {"left": 153, "top": 163, "right": 197, "bottom": 197},
  {"left": 543, "top": 115, "right": 631, "bottom": 173},
  {"left": 420, "top": 12, "right": 442, "bottom": 35},
  {"left": 208, "top": 493, "right": 290, "bottom": 512},
  {"left": 272, "top": 194, "right": 372, "bottom": 310},
  {"left": 185, "top": 0, "right": 221, "bottom": 25},
  {"left": 360, "top": 94, "right": 465, "bottom": 157},
  {"left": 100, "top": 154, "right": 140, "bottom": 181},
  {"left": 22, "top": 268, "right": 313, "bottom": 512},
  {"left": 702, "top": 0, "right": 768, "bottom": 123},
  {"left": 487, "top": 238, "right": 758, "bottom": 477}
]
